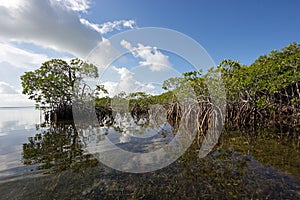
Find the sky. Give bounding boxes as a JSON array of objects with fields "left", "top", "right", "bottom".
[{"left": 0, "top": 0, "right": 299, "bottom": 106}]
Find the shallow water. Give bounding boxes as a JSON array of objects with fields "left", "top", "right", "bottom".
[
  {"left": 0, "top": 107, "right": 299, "bottom": 199},
  {"left": 0, "top": 107, "right": 40, "bottom": 178}
]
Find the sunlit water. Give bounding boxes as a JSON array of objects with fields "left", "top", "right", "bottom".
[
  {"left": 0, "top": 107, "right": 40, "bottom": 178},
  {"left": 0, "top": 107, "right": 299, "bottom": 199}
]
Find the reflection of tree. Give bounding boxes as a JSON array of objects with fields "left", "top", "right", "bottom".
[
  {"left": 130, "top": 103, "right": 150, "bottom": 124},
  {"left": 23, "top": 122, "right": 98, "bottom": 172}
]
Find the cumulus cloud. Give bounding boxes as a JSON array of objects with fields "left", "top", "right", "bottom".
[
  {"left": 99, "top": 66, "right": 157, "bottom": 97},
  {"left": 0, "top": 42, "right": 49, "bottom": 70},
  {"left": 98, "top": 20, "right": 136, "bottom": 34},
  {"left": 0, "top": 0, "right": 23, "bottom": 8},
  {"left": 80, "top": 19, "right": 136, "bottom": 34},
  {"left": 0, "top": 0, "right": 141, "bottom": 105},
  {"left": 0, "top": 0, "right": 101, "bottom": 57},
  {"left": 0, "top": 82, "right": 34, "bottom": 107},
  {"left": 0, "top": 42, "right": 51, "bottom": 92},
  {"left": 120, "top": 40, "right": 172, "bottom": 71},
  {"left": 86, "top": 38, "right": 120, "bottom": 75},
  {"left": 113, "top": 66, "right": 154, "bottom": 94},
  {"left": 54, "top": 0, "right": 91, "bottom": 12},
  {"left": 0, "top": 82, "right": 18, "bottom": 94},
  {"left": 0, "top": 62, "right": 24, "bottom": 90}
]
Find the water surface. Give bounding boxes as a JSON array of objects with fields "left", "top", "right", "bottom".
[
  {"left": 0, "top": 107, "right": 40, "bottom": 178},
  {"left": 0, "top": 107, "right": 299, "bottom": 199}
]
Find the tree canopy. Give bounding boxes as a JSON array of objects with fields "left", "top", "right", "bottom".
[
  {"left": 161, "top": 42, "right": 300, "bottom": 133},
  {"left": 21, "top": 58, "right": 99, "bottom": 111}
]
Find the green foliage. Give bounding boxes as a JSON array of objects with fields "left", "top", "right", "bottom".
[
  {"left": 218, "top": 59, "right": 248, "bottom": 100},
  {"left": 21, "top": 58, "right": 99, "bottom": 110},
  {"left": 149, "top": 91, "right": 175, "bottom": 104},
  {"left": 220, "top": 42, "right": 300, "bottom": 106},
  {"left": 162, "top": 70, "right": 211, "bottom": 106},
  {"left": 218, "top": 43, "right": 300, "bottom": 132},
  {"left": 95, "top": 96, "right": 111, "bottom": 107},
  {"left": 160, "top": 42, "right": 300, "bottom": 133},
  {"left": 127, "top": 92, "right": 152, "bottom": 110}
]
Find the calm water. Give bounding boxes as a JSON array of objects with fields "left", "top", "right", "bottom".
[
  {"left": 0, "top": 107, "right": 40, "bottom": 178},
  {"left": 0, "top": 107, "right": 299, "bottom": 199}
]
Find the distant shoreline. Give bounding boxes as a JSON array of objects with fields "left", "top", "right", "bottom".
[{"left": 0, "top": 106, "right": 35, "bottom": 109}]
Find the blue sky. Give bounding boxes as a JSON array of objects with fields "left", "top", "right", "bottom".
[
  {"left": 85, "top": 0, "right": 300, "bottom": 65},
  {"left": 0, "top": 0, "right": 299, "bottom": 106}
]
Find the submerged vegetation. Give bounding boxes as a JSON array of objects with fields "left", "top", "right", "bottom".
[
  {"left": 10, "top": 127, "right": 300, "bottom": 199},
  {"left": 11, "top": 43, "right": 300, "bottom": 199}
]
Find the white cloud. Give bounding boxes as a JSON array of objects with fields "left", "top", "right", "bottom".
[
  {"left": 101, "top": 81, "right": 118, "bottom": 96},
  {"left": 115, "top": 67, "right": 155, "bottom": 94},
  {"left": 99, "top": 66, "right": 157, "bottom": 97},
  {"left": 0, "top": 82, "right": 18, "bottom": 94},
  {"left": 0, "top": 62, "right": 27, "bottom": 90},
  {"left": 0, "top": 42, "right": 49, "bottom": 70},
  {"left": 99, "top": 20, "right": 136, "bottom": 34},
  {"left": 123, "top": 20, "right": 136, "bottom": 29},
  {"left": 80, "top": 19, "right": 136, "bottom": 34},
  {"left": 0, "top": 42, "right": 51, "bottom": 92},
  {"left": 0, "top": 82, "right": 35, "bottom": 107},
  {"left": 0, "top": 0, "right": 91, "bottom": 13},
  {"left": 53, "top": 0, "right": 91, "bottom": 12},
  {"left": 0, "top": 0, "right": 23, "bottom": 8},
  {"left": 120, "top": 40, "right": 132, "bottom": 50},
  {"left": 0, "top": 0, "right": 141, "bottom": 105},
  {"left": 120, "top": 40, "right": 172, "bottom": 71},
  {"left": 0, "top": 0, "right": 101, "bottom": 57},
  {"left": 0, "top": 94, "right": 35, "bottom": 107},
  {"left": 86, "top": 38, "right": 119, "bottom": 74},
  {"left": 80, "top": 19, "right": 102, "bottom": 32},
  {"left": 113, "top": 66, "right": 133, "bottom": 80}
]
